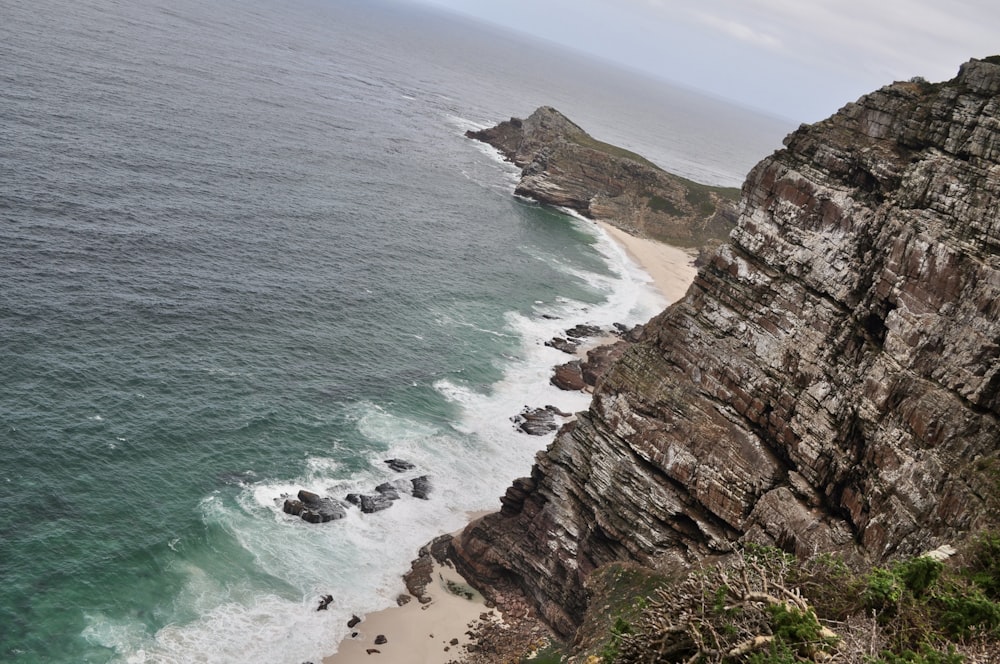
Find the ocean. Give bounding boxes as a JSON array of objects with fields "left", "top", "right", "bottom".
[{"left": 0, "top": 0, "right": 792, "bottom": 661}]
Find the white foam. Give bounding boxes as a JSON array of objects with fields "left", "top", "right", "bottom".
[
  {"left": 448, "top": 113, "right": 522, "bottom": 192},
  {"left": 101, "top": 163, "right": 672, "bottom": 664}
]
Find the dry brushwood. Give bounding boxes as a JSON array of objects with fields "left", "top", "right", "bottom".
[{"left": 615, "top": 547, "right": 839, "bottom": 663}]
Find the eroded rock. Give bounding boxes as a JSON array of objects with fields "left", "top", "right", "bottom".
[
  {"left": 452, "top": 59, "right": 1000, "bottom": 639},
  {"left": 511, "top": 405, "right": 571, "bottom": 435}
]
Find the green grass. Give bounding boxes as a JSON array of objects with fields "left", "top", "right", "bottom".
[
  {"left": 567, "top": 132, "right": 741, "bottom": 204},
  {"left": 646, "top": 194, "right": 682, "bottom": 216}
]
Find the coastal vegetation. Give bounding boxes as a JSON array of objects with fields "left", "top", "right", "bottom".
[{"left": 556, "top": 537, "right": 1000, "bottom": 663}]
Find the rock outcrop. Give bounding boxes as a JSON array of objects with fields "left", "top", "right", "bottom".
[
  {"left": 468, "top": 106, "right": 740, "bottom": 246},
  {"left": 283, "top": 490, "right": 347, "bottom": 523},
  {"left": 452, "top": 59, "right": 1000, "bottom": 639}
]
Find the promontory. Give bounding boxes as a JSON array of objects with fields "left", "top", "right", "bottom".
[{"left": 467, "top": 106, "right": 740, "bottom": 247}]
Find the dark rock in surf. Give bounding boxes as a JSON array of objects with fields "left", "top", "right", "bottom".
[
  {"left": 375, "top": 482, "right": 401, "bottom": 500},
  {"left": 359, "top": 493, "right": 393, "bottom": 513},
  {"left": 564, "top": 324, "right": 602, "bottom": 340},
  {"left": 385, "top": 458, "right": 416, "bottom": 473},
  {"left": 411, "top": 475, "right": 432, "bottom": 500},
  {"left": 544, "top": 337, "right": 579, "bottom": 354},
  {"left": 511, "top": 405, "right": 570, "bottom": 435},
  {"left": 283, "top": 489, "right": 346, "bottom": 523}
]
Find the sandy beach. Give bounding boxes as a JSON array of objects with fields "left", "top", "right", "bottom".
[
  {"left": 322, "top": 228, "right": 698, "bottom": 663},
  {"left": 322, "top": 557, "right": 498, "bottom": 664},
  {"left": 595, "top": 221, "right": 699, "bottom": 303}
]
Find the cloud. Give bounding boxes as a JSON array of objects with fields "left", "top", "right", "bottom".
[
  {"left": 692, "top": 12, "right": 782, "bottom": 51},
  {"left": 708, "top": 0, "right": 1000, "bottom": 80}
]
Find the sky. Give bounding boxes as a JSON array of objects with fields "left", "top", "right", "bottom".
[{"left": 407, "top": 0, "right": 1000, "bottom": 122}]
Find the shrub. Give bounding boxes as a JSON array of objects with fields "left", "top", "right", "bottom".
[
  {"left": 897, "top": 556, "right": 943, "bottom": 597},
  {"left": 871, "top": 643, "right": 964, "bottom": 664},
  {"left": 865, "top": 567, "right": 905, "bottom": 612},
  {"left": 966, "top": 532, "right": 1000, "bottom": 599}
]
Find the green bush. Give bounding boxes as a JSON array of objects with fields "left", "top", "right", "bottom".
[
  {"left": 646, "top": 194, "right": 682, "bottom": 216},
  {"left": 603, "top": 543, "right": 1000, "bottom": 663},
  {"left": 897, "top": 556, "right": 943, "bottom": 597},
  {"left": 937, "top": 584, "right": 1000, "bottom": 638},
  {"left": 871, "top": 643, "right": 964, "bottom": 664},
  {"left": 521, "top": 643, "right": 564, "bottom": 663},
  {"left": 599, "top": 615, "right": 633, "bottom": 662},
  {"left": 865, "top": 566, "right": 905, "bottom": 611},
  {"left": 966, "top": 532, "right": 1000, "bottom": 599},
  {"left": 768, "top": 603, "right": 824, "bottom": 646},
  {"left": 747, "top": 639, "right": 799, "bottom": 664}
]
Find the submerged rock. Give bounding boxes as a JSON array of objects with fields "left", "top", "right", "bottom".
[{"left": 385, "top": 458, "right": 416, "bottom": 472}]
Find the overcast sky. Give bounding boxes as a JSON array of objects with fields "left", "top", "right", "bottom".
[{"left": 407, "top": 0, "right": 1000, "bottom": 122}]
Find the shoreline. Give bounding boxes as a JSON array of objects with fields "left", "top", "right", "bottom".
[
  {"left": 594, "top": 220, "right": 698, "bottom": 304},
  {"left": 322, "top": 556, "right": 496, "bottom": 664},
  {"left": 321, "top": 227, "right": 698, "bottom": 663}
]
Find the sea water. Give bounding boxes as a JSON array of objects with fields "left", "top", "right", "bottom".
[{"left": 0, "top": 0, "right": 793, "bottom": 661}]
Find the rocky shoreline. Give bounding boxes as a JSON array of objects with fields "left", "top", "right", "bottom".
[
  {"left": 319, "top": 171, "right": 704, "bottom": 661},
  {"left": 451, "top": 58, "right": 1000, "bottom": 651},
  {"left": 329, "top": 59, "right": 1000, "bottom": 661},
  {"left": 466, "top": 106, "right": 740, "bottom": 247}
]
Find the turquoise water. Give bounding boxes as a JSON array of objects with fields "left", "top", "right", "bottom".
[{"left": 0, "top": 0, "right": 792, "bottom": 660}]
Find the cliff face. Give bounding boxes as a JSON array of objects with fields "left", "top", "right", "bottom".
[
  {"left": 467, "top": 106, "right": 740, "bottom": 246},
  {"left": 453, "top": 59, "right": 1000, "bottom": 638}
]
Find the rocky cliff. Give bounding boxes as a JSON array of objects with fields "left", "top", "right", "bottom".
[
  {"left": 467, "top": 106, "right": 740, "bottom": 247},
  {"left": 452, "top": 58, "right": 1000, "bottom": 639}
]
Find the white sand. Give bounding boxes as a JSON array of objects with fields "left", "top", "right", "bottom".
[
  {"left": 323, "top": 560, "right": 497, "bottom": 664},
  {"left": 595, "top": 221, "right": 698, "bottom": 303}
]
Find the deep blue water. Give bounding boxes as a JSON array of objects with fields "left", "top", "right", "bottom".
[{"left": 0, "top": 0, "right": 792, "bottom": 660}]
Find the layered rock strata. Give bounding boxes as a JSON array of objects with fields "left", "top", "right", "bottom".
[
  {"left": 467, "top": 106, "right": 740, "bottom": 246},
  {"left": 452, "top": 59, "right": 1000, "bottom": 638}
]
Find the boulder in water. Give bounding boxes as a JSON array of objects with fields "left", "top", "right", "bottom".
[
  {"left": 384, "top": 458, "right": 416, "bottom": 472},
  {"left": 411, "top": 475, "right": 432, "bottom": 500},
  {"left": 359, "top": 493, "right": 393, "bottom": 513}
]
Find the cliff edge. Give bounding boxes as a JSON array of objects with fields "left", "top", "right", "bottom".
[
  {"left": 453, "top": 59, "right": 1000, "bottom": 639},
  {"left": 467, "top": 106, "right": 740, "bottom": 247}
]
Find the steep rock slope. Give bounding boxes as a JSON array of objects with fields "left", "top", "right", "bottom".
[
  {"left": 452, "top": 59, "right": 1000, "bottom": 638},
  {"left": 467, "top": 106, "right": 740, "bottom": 246}
]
